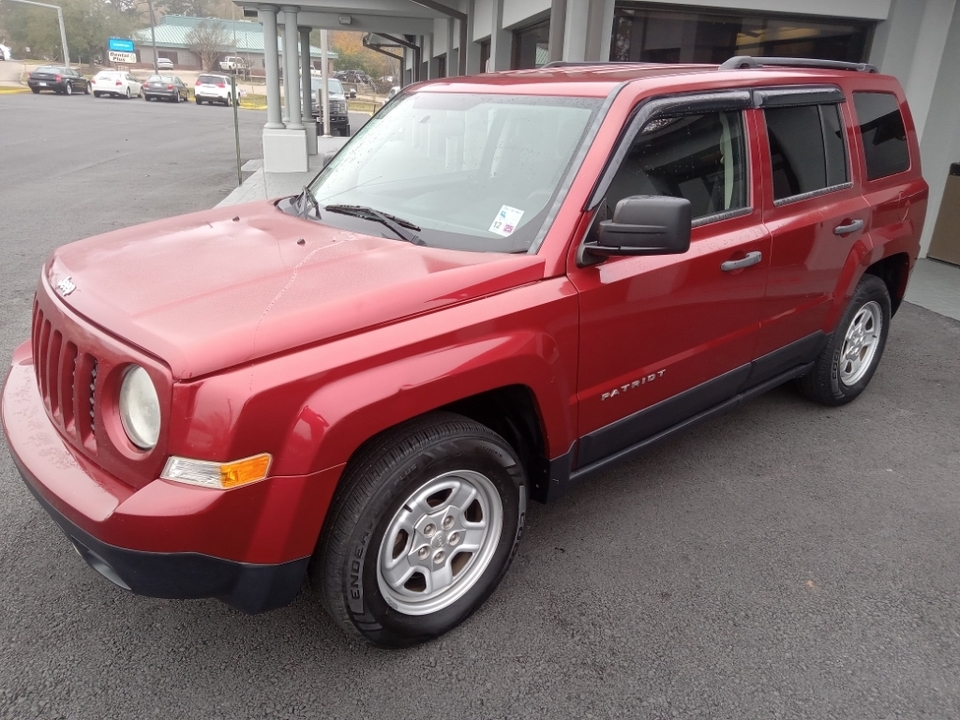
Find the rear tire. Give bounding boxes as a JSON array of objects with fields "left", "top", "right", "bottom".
[
  {"left": 125, "top": 88, "right": 131, "bottom": 99},
  {"left": 83, "top": 84, "right": 90, "bottom": 95},
  {"left": 31, "top": 88, "right": 39, "bottom": 94},
  {"left": 94, "top": 91, "right": 101, "bottom": 98},
  {"left": 196, "top": 97, "right": 202, "bottom": 105},
  {"left": 64, "top": 83, "right": 72, "bottom": 95},
  {"left": 797, "top": 274, "right": 891, "bottom": 406},
  {"left": 313, "top": 412, "right": 526, "bottom": 648}
]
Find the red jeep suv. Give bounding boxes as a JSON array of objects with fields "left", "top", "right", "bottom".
[{"left": 2, "top": 57, "right": 928, "bottom": 647}]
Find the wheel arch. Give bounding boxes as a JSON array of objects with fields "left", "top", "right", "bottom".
[
  {"left": 439, "top": 385, "right": 549, "bottom": 500},
  {"left": 271, "top": 341, "right": 573, "bottom": 490},
  {"left": 864, "top": 252, "right": 911, "bottom": 316},
  {"left": 827, "top": 237, "right": 912, "bottom": 330}
]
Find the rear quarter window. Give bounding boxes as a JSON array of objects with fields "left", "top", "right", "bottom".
[{"left": 853, "top": 92, "right": 910, "bottom": 180}]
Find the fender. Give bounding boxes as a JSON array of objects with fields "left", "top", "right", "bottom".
[
  {"left": 824, "top": 232, "right": 877, "bottom": 332},
  {"left": 285, "top": 300, "right": 581, "bottom": 475},
  {"left": 172, "top": 277, "right": 581, "bottom": 480},
  {"left": 824, "top": 216, "right": 921, "bottom": 332}
]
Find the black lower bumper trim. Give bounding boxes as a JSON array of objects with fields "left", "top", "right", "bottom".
[{"left": 14, "top": 458, "right": 308, "bottom": 615}]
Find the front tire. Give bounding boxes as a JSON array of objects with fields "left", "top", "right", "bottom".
[
  {"left": 798, "top": 274, "right": 891, "bottom": 406},
  {"left": 313, "top": 412, "right": 526, "bottom": 648}
]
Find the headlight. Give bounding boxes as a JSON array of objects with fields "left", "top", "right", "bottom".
[{"left": 119, "top": 365, "right": 160, "bottom": 450}]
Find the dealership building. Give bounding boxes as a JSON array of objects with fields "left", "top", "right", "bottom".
[{"left": 244, "top": 0, "right": 960, "bottom": 259}]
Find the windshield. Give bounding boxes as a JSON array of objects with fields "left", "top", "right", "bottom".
[
  {"left": 308, "top": 92, "right": 600, "bottom": 253},
  {"left": 311, "top": 77, "right": 344, "bottom": 95}
]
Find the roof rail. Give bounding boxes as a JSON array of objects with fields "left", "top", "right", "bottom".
[
  {"left": 540, "top": 61, "right": 654, "bottom": 69},
  {"left": 719, "top": 56, "right": 878, "bottom": 74}
]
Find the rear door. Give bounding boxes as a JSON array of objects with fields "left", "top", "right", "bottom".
[
  {"left": 754, "top": 87, "right": 869, "bottom": 367},
  {"left": 569, "top": 91, "right": 770, "bottom": 468}
]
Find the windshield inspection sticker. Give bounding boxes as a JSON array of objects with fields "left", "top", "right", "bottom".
[{"left": 489, "top": 205, "right": 524, "bottom": 237}]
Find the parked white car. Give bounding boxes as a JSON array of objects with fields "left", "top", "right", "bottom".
[
  {"left": 0, "top": 44, "right": 12, "bottom": 61},
  {"left": 194, "top": 73, "right": 240, "bottom": 106},
  {"left": 91, "top": 70, "right": 143, "bottom": 99},
  {"left": 156, "top": 58, "right": 174, "bottom": 71}
]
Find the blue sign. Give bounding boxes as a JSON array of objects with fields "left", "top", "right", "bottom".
[{"left": 108, "top": 38, "right": 135, "bottom": 53}]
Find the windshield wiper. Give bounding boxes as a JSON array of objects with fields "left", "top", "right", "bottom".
[
  {"left": 324, "top": 204, "right": 422, "bottom": 244},
  {"left": 299, "top": 186, "right": 321, "bottom": 219}
]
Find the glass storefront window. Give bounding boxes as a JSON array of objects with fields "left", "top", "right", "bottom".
[
  {"left": 513, "top": 20, "right": 550, "bottom": 70},
  {"left": 611, "top": 4, "right": 873, "bottom": 64}
]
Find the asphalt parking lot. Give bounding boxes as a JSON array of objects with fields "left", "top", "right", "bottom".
[{"left": 1, "top": 91, "right": 959, "bottom": 720}]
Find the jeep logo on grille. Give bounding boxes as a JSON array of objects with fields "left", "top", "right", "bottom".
[{"left": 56, "top": 277, "right": 76, "bottom": 297}]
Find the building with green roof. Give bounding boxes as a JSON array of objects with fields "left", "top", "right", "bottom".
[{"left": 133, "top": 15, "right": 336, "bottom": 72}]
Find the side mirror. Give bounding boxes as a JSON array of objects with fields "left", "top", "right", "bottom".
[
  {"left": 321, "top": 150, "right": 337, "bottom": 168},
  {"left": 591, "top": 196, "right": 691, "bottom": 259}
]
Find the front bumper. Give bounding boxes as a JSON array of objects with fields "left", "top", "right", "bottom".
[
  {"left": 14, "top": 457, "right": 308, "bottom": 613},
  {"left": 2, "top": 342, "right": 342, "bottom": 613}
]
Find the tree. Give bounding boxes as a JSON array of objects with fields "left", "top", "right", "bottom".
[
  {"left": 186, "top": 19, "right": 228, "bottom": 70},
  {"left": 160, "top": 0, "right": 207, "bottom": 17},
  {"left": 0, "top": 0, "right": 142, "bottom": 63},
  {"left": 320, "top": 30, "right": 399, "bottom": 80}
]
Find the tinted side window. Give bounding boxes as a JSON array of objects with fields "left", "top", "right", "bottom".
[
  {"left": 605, "top": 111, "right": 748, "bottom": 221},
  {"left": 766, "top": 104, "right": 849, "bottom": 201},
  {"left": 853, "top": 92, "right": 909, "bottom": 180}
]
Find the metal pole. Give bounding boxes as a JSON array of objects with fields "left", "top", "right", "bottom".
[
  {"left": 4, "top": 0, "right": 70, "bottom": 66},
  {"left": 320, "top": 29, "right": 330, "bottom": 138},
  {"left": 55, "top": 5, "right": 68, "bottom": 66},
  {"left": 232, "top": 75, "right": 242, "bottom": 186},
  {"left": 146, "top": 0, "right": 159, "bottom": 73}
]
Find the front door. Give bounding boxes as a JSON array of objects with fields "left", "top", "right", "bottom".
[{"left": 569, "top": 95, "right": 770, "bottom": 468}]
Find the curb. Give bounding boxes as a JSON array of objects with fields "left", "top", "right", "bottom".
[{"left": 0, "top": 86, "right": 29, "bottom": 95}]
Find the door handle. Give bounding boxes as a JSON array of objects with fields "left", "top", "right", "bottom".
[
  {"left": 721, "top": 251, "right": 762, "bottom": 272},
  {"left": 834, "top": 219, "right": 864, "bottom": 235}
]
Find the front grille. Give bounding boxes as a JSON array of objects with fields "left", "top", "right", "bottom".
[{"left": 32, "top": 300, "right": 99, "bottom": 450}]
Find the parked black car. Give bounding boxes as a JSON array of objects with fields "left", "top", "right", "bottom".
[
  {"left": 143, "top": 75, "right": 189, "bottom": 103},
  {"left": 27, "top": 66, "right": 90, "bottom": 95}
]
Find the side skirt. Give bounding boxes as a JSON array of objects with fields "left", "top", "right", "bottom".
[{"left": 536, "top": 344, "right": 822, "bottom": 504}]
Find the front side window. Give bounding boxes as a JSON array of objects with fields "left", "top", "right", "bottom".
[
  {"left": 766, "top": 103, "right": 849, "bottom": 202},
  {"left": 604, "top": 110, "right": 748, "bottom": 221},
  {"left": 309, "top": 92, "right": 600, "bottom": 252},
  {"left": 853, "top": 92, "right": 909, "bottom": 180}
]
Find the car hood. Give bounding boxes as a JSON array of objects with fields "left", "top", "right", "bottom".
[{"left": 45, "top": 201, "right": 546, "bottom": 379}]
